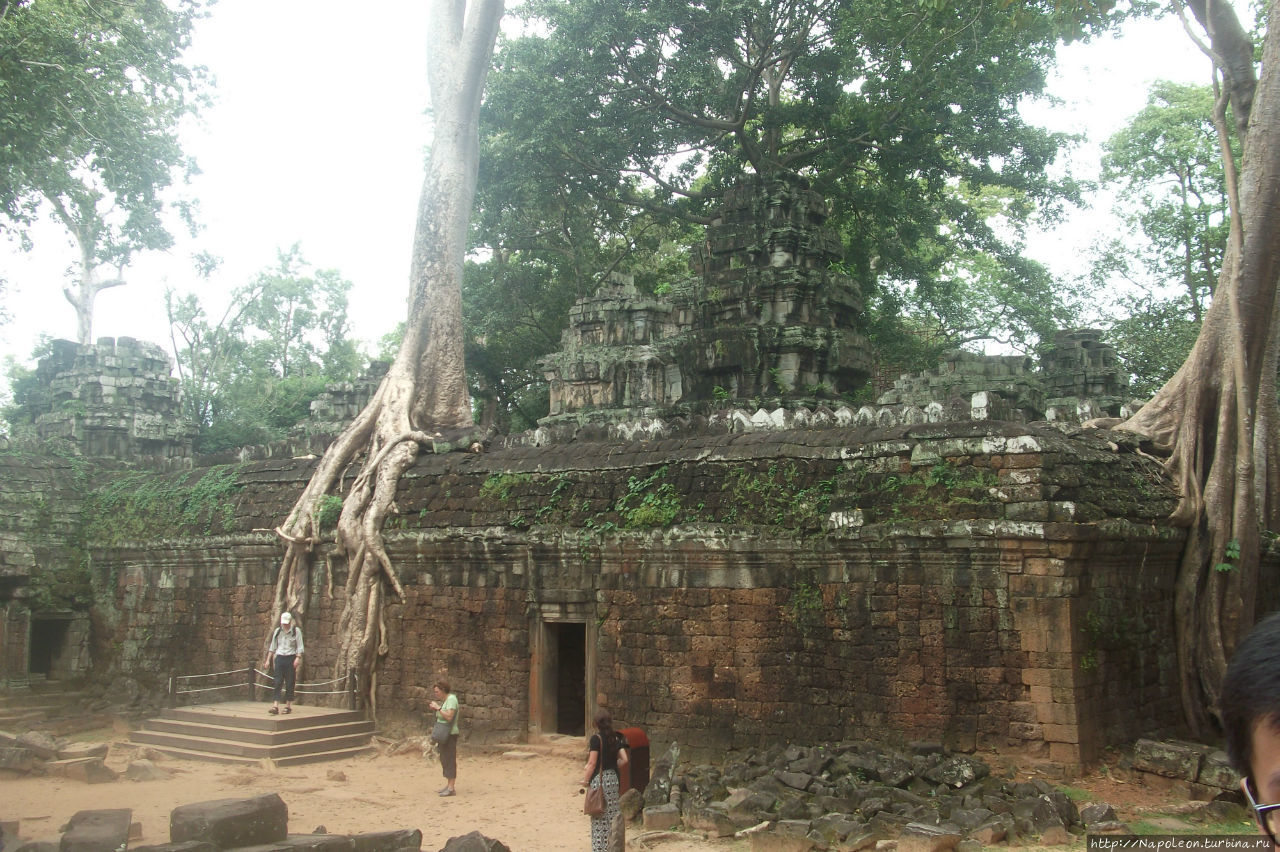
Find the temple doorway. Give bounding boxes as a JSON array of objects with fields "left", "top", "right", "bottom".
[{"left": 531, "top": 603, "right": 595, "bottom": 738}]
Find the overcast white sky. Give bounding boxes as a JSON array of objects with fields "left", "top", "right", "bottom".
[{"left": 0, "top": 3, "right": 1229, "bottom": 369}]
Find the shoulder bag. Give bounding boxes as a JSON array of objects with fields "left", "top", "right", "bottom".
[
  {"left": 583, "top": 735, "right": 605, "bottom": 816},
  {"left": 431, "top": 702, "right": 455, "bottom": 744}
]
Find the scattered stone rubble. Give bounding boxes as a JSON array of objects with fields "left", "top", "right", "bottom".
[
  {"left": 1, "top": 790, "right": 503, "bottom": 852},
  {"left": 634, "top": 739, "right": 1248, "bottom": 851}
]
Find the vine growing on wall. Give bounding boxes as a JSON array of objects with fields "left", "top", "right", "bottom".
[{"left": 86, "top": 464, "right": 244, "bottom": 545}]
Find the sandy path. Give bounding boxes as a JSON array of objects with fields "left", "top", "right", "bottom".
[{"left": 2, "top": 744, "right": 744, "bottom": 852}]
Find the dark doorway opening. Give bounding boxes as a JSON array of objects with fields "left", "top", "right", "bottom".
[
  {"left": 29, "top": 617, "right": 69, "bottom": 678},
  {"left": 552, "top": 622, "right": 586, "bottom": 736}
]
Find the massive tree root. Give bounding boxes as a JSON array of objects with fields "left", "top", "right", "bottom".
[
  {"left": 268, "top": 0, "right": 505, "bottom": 714},
  {"left": 1116, "top": 0, "right": 1280, "bottom": 736}
]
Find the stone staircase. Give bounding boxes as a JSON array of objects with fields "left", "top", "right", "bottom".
[{"left": 130, "top": 700, "right": 375, "bottom": 766}]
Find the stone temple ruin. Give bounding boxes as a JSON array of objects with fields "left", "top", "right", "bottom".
[
  {"left": 1, "top": 175, "right": 1268, "bottom": 783},
  {"left": 538, "top": 175, "right": 1134, "bottom": 433},
  {"left": 541, "top": 177, "right": 871, "bottom": 422}
]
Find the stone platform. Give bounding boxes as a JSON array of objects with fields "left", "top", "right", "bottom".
[{"left": 129, "top": 701, "right": 375, "bottom": 766}]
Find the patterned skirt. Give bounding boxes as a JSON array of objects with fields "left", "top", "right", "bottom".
[{"left": 588, "top": 769, "right": 621, "bottom": 852}]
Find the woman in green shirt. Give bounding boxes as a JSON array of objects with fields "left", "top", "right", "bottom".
[{"left": 429, "top": 680, "right": 460, "bottom": 796}]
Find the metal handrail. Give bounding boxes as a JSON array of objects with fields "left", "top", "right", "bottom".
[{"left": 168, "top": 663, "right": 360, "bottom": 709}]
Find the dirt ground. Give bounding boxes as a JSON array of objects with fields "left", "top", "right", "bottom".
[
  {"left": 2, "top": 733, "right": 738, "bottom": 852},
  {"left": 0, "top": 731, "right": 1235, "bottom": 852}
]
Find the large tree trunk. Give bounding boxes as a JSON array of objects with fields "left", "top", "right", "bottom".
[
  {"left": 1118, "top": 0, "right": 1280, "bottom": 735},
  {"left": 271, "top": 0, "right": 504, "bottom": 714},
  {"left": 60, "top": 221, "right": 125, "bottom": 345}
]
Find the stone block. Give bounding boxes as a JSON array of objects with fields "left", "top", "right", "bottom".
[
  {"left": 56, "top": 743, "right": 109, "bottom": 761},
  {"left": 170, "top": 794, "right": 288, "bottom": 847},
  {"left": 438, "top": 833, "right": 510, "bottom": 852},
  {"left": 1131, "top": 738, "right": 1204, "bottom": 780},
  {"left": 47, "top": 757, "right": 118, "bottom": 784},
  {"left": 684, "top": 804, "right": 737, "bottom": 837},
  {"left": 643, "top": 804, "right": 682, "bottom": 830},
  {"left": 125, "top": 759, "right": 170, "bottom": 781},
  {"left": 750, "top": 834, "right": 816, "bottom": 852},
  {"left": 1198, "top": 750, "right": 1240, "bottom": 790},
  {"left": 263, "top": 835, "right": 359, "bottom": 852},
  {"left": 0, "top": 746, "right": 35, "bottom": 771},
  {"left": 15, "top": 731, "right": 61, "bottom": 760},
  {"left": 60, "top": 808, "right": 132, "bottom": 852},
  {"left": 898, "top": 823, "right": 962, "bottom": 852},
  {"left": 348, "top": 829, "right": 422, "bottom": 852}
]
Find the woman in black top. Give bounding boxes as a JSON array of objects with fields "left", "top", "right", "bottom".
[{"left": 579, "top": 709, "right": 629, "bottom": 852}]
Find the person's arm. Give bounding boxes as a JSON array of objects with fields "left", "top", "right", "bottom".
[
  {"left": 264, "top": 629, "right": 277, "bottom": 667},
  {"left": 580, "top": 745, "right": 600, "bottom": 787},
  {"left": 430, "top": 695, "right": 458, "bottom": 722},
  {"left": 294, "top": 629, "right": 303, "bottom": 668},
  {"left": 618, "top": 742, "right": 630, "bottom": 768}
]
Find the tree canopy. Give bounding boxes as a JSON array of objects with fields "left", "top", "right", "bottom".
[
  {"left": 0, "top": 0, "right": 208, "bottom": 341},
  {"left": 167, "top": 247, "right": 361, "bottom": 452},
  {"left": 464, "top": 0, "right": 1139, "bottom": 412},
  {"left": 1093, "top": 81, "right": 1232, "bottom": 395}
]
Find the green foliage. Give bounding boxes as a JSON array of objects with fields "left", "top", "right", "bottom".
[
  {"left": 0, "top": 0, "right": 209, "bottom": 239},
  {"left": 1089, "top": 82, "right": 1232, "bottom": 394},
  {"left": 1215, "top": 537, "right": 1242, "bottom": 573},
  {"left": 475, "top": 0, "right": 1120, "bottom": 372},
  {"left": 86, "top": 464, "right": 243, "bottom": 545},
  {"left": 479, "top": 472, "right": 531, "bottom": 502},
  {"left": 614, "top": 466, "right": 682, "bottom": 529},
  {"left": 316, "top": 494, "right": 344, "bottom": 531},
  {"left": 784, "top": 581, "right": 826, "bottom": 636},
  {"left": 1, "top": 0, "right": 210, "bottom": 342},
  {"left": 722, "top": 463, "right": 836, "bottom": 532},
  {"left": 1104, "top": 295, "right": 1201, "bottom": 398},
  {"left": 167, "top": 246, "right": 363, "bottom": 452},
  {"left": 0, "top": 336, "right": 54, "bottom": 438}
]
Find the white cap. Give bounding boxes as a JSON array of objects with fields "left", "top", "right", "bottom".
[{"left": 280, "top": 612, "right": 292, "bottom": 625}]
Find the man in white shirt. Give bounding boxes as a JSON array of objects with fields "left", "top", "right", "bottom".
[{"left": 264, "top": 611, "right": 304, "bottom": 714}]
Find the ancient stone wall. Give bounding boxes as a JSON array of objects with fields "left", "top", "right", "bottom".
[
  {"left": 75, "top": 420, "right": 1200, "bottom": 769},
  {"left": 0, "top": 452, "right": 90, "bottom": 683}
]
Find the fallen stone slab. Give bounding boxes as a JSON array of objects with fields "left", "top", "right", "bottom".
[
  {"left": 60, "top": 808, "right": 132, "bottom": 852},
  {"left": 130, "top": 842, "right": 218, "bottom": 852},
  {"left": 46, "top": 756, "right": 118, "bottom": 784},
  {"left": 170, "top": 794, "right": 288, "bottom": 847},
  {"left": 897, "top": 822, "right": 962, "bottom": 852},
  {"left": 749, "top": 833, "right": 815, "bottom": 852},
  {"left": 229, "top": 836, "right": 357, "bottom": 852},
  {"left": 349, "top": 829, "right": 423, "bottom": 852},
  {"left": 1132, "top": 739, "right": 1205, "bottom": 780},
  {"left": 437, "top": 833, "right": 512, "bottom": 852},
  {"left": 56, "top": 742, "right": 110, "bottom": 761},
  {"left": 643, "top": 804, "right": 681, "bottom": 830}
]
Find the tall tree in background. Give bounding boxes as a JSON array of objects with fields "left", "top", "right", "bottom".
[
  {"left": 468, "top": 0, "right": 1125, "bottom": 386},
  {"left": 167, "top": 248, "right": 360, "bottom": 452},
  {"left": 0, "top": 0, "right": 206, "bottom": 344},
  {"left": 271, "top": 0, "right": 504, "bottom": 710},
  {"left": 1118, "top": 0, "right": 1280, "bottom": 735},
  {"left": 1092, "top": 81, "right": 1232, "bottom": 395}
]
